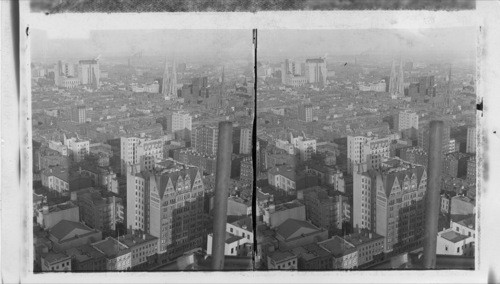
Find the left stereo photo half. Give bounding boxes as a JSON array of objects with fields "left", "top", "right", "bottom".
[{"left": 31, "top": 28, "right": 255, "bottom": 272}]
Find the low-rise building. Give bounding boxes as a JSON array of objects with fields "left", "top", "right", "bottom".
[
  {"left": 91, "top": 237, "right": 132, "bottom": 271},
  {"left": 263, "top": 200, "right": 306, "bottom": 228},
  {"left": 64, "top": 244, "right": 107, "bottom": 271},
  {"left": 36, "top": 201, "right": 80, "bottom": 230},
  {"left": 343, "top": 230, "right": 385, "bottom": 267},
  {"left": 290, "top": 243, "right": 332, "bottom": 270},
  {"left": 117, "top": 232, "right": 159, "bottom": 269},
  {"left": 267, "top": 250, "right": 298, "bottom": 270},
  {"left": 41, "top": 252, "right": 72, "bottom": 272},
  {"left": 48, "top": 220, "right": 102, "bottom": 251},
  {"left": 436, "top": 229, "right": 474, "bottom": 257},
  {"left": 450, "top": 195, "right": 475, "bottom": 218},
  {"left": 227, "top": 196, "right": 252, "bottom": 217},
  {"left": 318, "top": 236, "right": 359, "bottom": 269},
  {"left": 207, "top": 217, "right": 253, "bottom": 257},
  {"left": 268, "top": 165, "right": 318, "bottom": 196},
  {"left": 275, "top": 218, "right": 328, "bottom": 250}
]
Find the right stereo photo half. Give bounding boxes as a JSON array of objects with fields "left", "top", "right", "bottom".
[{"left": 255, "top": 28, "right": 477, "bottom": 270}]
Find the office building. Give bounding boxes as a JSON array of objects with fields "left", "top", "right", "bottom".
[
  {"left": 396, "top": 110, "right": 419, "bottom": 131},
  {"left": 389, "top": 59, "right": 404, "bottom": 98},
  {"left": 120, "top": 136, "right": 164, "bottom": 175},
  {"left": 298, "top": 104, "right": 313, "bottom": 123},
  {"left": 305, "top": 58, "right": 327, "bottom": 85},
  {"left": 126, "top": 160, "right": 205, "bottom": 262},
  {"left": 347, "top": 135, "right": 390, "bottom": 174},
  {"left": 239, "top": 127, "right": 253, "bottom": 155},
  {"left": 161, "top": 58, "right": 178, "bottom": 100},
  {"left": 64, "top": 135, "right": 90, "bottom": 163},
  {"left": 301, "top": 186, "right": 349, "bottom": 235},
  {"left": 353, "top": 158, "right": 427, "bottom": 254},
  {"left": 169, "top": 111, "right": 192, "bottom": 140},
  {"left": 191, "top": 125, "right": 219, "bottom": 156},
  {"left": 72, "top": 106, "right": 87, "bottom": 124},
  {"left": 79, "top": 59, "right": 100, "bottom": 88},
  {"left": 466, "top": 126, "right": 476, "bottom": 153}
]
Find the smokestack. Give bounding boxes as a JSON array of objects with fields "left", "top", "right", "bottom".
[
  {"left": 423, "top": 120, "right": 444, "bottom": 268},
  {"left": 211, "top": 121, "right": 233, "bottom": 270}
]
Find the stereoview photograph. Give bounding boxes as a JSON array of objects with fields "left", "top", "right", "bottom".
[
  {"left": 255, "top": 28, "right": 476, "bottom": 270},
  {"left": 31, "top": 28, "right": 255, "bottom": 271}
]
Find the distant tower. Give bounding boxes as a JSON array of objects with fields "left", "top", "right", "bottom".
[
  {"left": 445, "top": 65, "right": 452, "bottom": 108},
  {"left": 389, "top": 58, "right": 404, "bottom": 99},
  {"left": 162, "top": 57, "right": 177, "bottom": 100},
  {"left": 220, "top": 65, "right": 225, "bottom": 96},
  {"left": 170, "top": 59, "right": 178, "bottom": 98}
]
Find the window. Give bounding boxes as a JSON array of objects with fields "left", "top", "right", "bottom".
[{"left": 457, "top": 247, "right": 460, "bottom": 253}]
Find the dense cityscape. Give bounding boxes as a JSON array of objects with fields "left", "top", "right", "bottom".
[
  {"left": 31, "top": 29, "right": 255, "bottom": 271},
  {"left": 31, "top": 28, "right": 476, "bottom": 271}
]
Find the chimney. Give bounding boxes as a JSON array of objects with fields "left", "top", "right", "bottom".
[
  {"left": 211, "top": 121, "right": 233, "bottom": 270},
  {"left": 423, "top": 121, "right": 444, "bottom": 269}
]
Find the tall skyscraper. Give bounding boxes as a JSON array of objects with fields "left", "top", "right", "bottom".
[
  {"left": 444, "top": 65, "right": 453, "bottom": 109},
  {"left": 161, "top": 57, "right": 178, "bottom": 100},
  {"left": 298, "top": 104, "right": 313, "bottom": 123},
  {"left": 347, "top": 135, "right": 390, "bottom": 174},
  {"left": 126, "top": 160, "right": 205, "bottom": 261},
  {"left": 191, "top": 125, "right": 219, "bottom": 156},
  {"left": 466, "top": 126, "right": 476, "bottom": 153},
  {"left": 305, "top": 58, "right": 327, "bottom": 86},
  {"left": 78, "top": 59, "right": 100, "bottom": 88},
  {"left": 389, "top": 59, "right": 404, "bottom": 98},
  {"left": 353, "top": 158, "right": 427, "bottom": 253}
]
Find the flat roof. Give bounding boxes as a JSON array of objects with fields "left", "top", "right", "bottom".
[
  {"left": 268, "top": 250, "right": 296, "bottom": 263},
  {"left": 441, "top": 231, "right": 469, "bottom": 243}
]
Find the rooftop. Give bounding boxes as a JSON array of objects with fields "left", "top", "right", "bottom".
[
  {"left": 268, "top": 250, "right": 296, "bottom": 263},
  {"left": 318, "top": 236, "right": 357, "bottom": 258},
  {"left": 42, "top": 252, "right": 71, "bottom": 264},
  {"left": 117, "top": 233, "right": 158, "bottom": 248},
  {"left": 225, "top": 232, "right": 244, "bottom": 244},
  {"left": 456, "top": 215, "right": 476, "bottom": 230},
  {"left": 440, "top": 230, "right": 469, "bottom": 243},
  {"left": 92, "top": 237, "right": 129, "bottom": 258},
  {"left": 272, "top": 200, "right": 304, "bottom": 212},
  {"left": 65, "top": 244, "right": 105, "bottom": 263},
  {"left": 49, "top": 220, "right": 96, "bottom": 242},
  {"left": 230, "top": 216, "right": 253, "bottom": 232},
  {"left": 343, "top": 231, "right": 385, "bottom": 247}
]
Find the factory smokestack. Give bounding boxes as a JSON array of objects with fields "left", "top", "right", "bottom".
[
  {"left": 423, "top": 120, "right": 444, "bottom": 268},
  {"left": 211, "top": 121, "right": 233, "bottom": 270}
]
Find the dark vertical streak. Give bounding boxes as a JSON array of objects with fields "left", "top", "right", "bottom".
[
  {"left": 252, "top": 28, "right": 258, "bottom": 270},
  {"left": 423, "top": 120, "right": 443, "bottom": 269}
]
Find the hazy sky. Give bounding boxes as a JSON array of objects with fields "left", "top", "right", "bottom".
[
  {"left": 32, "top": 29, "right": 253, "bottom": 62},
  {"left": 258, "top": 27, "right": 476, "bottom": 61}
]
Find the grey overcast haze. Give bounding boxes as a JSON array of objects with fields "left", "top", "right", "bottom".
[
  {"left": 259, "top": 27, "right": 476, "bottom": 62},
  {"left": 32, "top": 29, "right": 253, "bottom": 62}
]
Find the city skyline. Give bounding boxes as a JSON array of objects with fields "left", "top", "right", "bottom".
[
  {"left": 28, "top": 25, "right": 477, "bottom": 273},
  {"left": 259, "top": 27, "right": 476, "bottom": 63},
  {"left": 31, "top": 29, "right": 254, "bottom": 63}
]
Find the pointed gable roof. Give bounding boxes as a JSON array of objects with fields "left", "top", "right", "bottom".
[
  {"left": 276, "top": 219, "right": 322, "bottom": 241},
  {"left": 49, "top": 220, "right": 95, "bottom": 242}
]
